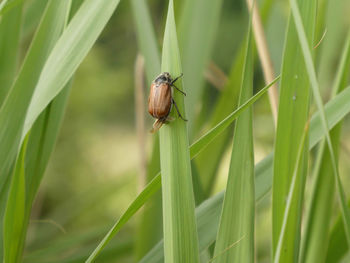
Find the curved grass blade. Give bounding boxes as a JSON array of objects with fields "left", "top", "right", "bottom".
[
  {"left": 0, "top": 0, "right": 23, "bottom": 106},
  {"left": 213, "top": 14, "right": 255, "bottom": 262},
  {"left": 274, "top": 123, "right": 309, "bottom": 263},
  {"left": 289, "top": 0, "right": 350, "bottom": 245},
  {"left": 272, "top": 0, "right": 316, "bottom": 257},
  {"left": 0, "top": 0, "right": 69, "bottom": 178},
  {"left": 0, "top": 2, "right": 71, "bottom": 258},
  {"left": 24, "top": 0, "right": 121, "bottom": 135}
]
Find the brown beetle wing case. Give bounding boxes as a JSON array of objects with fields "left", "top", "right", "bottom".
[{"left": 148, "top": 83, "right": 172, "bottom": 118}]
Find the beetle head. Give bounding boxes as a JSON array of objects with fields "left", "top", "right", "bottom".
[{"left": 155, "top": 72, "right": 172, "bottom": 84}]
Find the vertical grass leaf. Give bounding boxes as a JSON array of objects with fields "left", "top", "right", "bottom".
[
  {"left": 272, "top": 0, "right": 316, "bottom": 258},
  {"left": 301, "top": 29, "right": 350, "bottom": 263},
  {"left": 213, "top": 14, "right": 255, "bottom": 262},
  {"left": 289, "top": 0, "right": 350, "bottom": 245},
  {"left": 274, "top": 122, "right": 309, "bottom": 263},
  {"left": 158, "top": 0, "right": 200, "bottom": 262},
  {"left": 3, "top": 136, "right": 28, "bottom": 263}
]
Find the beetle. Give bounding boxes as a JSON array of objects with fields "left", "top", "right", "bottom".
[{"left": 148, "top": 72, "right": 187, "bottom": 133}]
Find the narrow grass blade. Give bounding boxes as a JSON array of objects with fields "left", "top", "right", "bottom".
[
  {"left": 213, "top": 16, "right": 255, "bottom": 262},
  {"left": 159, "top": 1, "right": 200, "bottom": 262},
  {"left": 3, "top": 136, "right": 28, "bottom": 263},
  {"left": 140, "top": 85, "right": 350, "bottom": 262},
  {"left": 179, "top": 0, "right": 223, "bottom": 135},
  {"left": 85, "top": 175, "right": 161, "bottom": 262},
  {"left": 24, "top": 0, "right": 121, "bottom": 135},
  {"left": 89, "top": 83, "right": 350, "bottom": 262},
  {"left": 0, "top": 0, "right": 23, "bottom": 106},
  {"left": 272, "top": 0, "right": 316, "bottom": 257},
  {"left": 274, "top": 123, "right": 309, "bottom": 263},
  {"left": 86, "top": 77, "right": 278, "bottom": 260},
  {"left": 289, "top": 0, "right": 350, "bottom": 245},
  {"left": 195, "top": 0, "right": 276, "bottom": 196},
  {"left": 190, "top": 76, "right": 279, "bottom": 159},
  {"left": 194, "top": 50, "right": 244, "bottom": 195},
  {"left": 301, "top": 29, "right": 350, "bottom": 263},
  {"left": 130, "top": 0, "right": 160, "bottom": 84}
]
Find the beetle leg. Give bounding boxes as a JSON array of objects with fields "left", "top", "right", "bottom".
[
  {"left": 170, "top": 73, "right": 183, "bottom": 85},
  {"left": 171, "top": 98, "right": 187, "bottom": 121},
  {"left": 172, "top": 84, "right": 186, "bottom": 96}
]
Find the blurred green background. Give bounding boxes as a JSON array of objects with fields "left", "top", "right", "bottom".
[{"left": 22, "top": 0, "right": 350, "bottom": 262}]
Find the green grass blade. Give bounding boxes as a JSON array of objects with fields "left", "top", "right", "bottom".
[
  {"left": 194, "top": 49, "right": 244, "bottom": 195},
  {"left": 0, "top": 0, "right": 69, "bottom": 179},
  {"left": 85, "top": 175, "right": 161, "bottom": 262},
  {"left": 301, "top": 29, "right": 350, "bottom": 263},
  {"left": 3, "top": 136, "right": 28, "bottom": 263},
  {"left": 0, "top": 0, "right": 23, "bottom": 106},
  {"left": 130, "top": 0, "right": 160, "bottom": 84},
  {"left": 86, "top": 77, "right": 278, "bottom": 260},
  {"left": 87, "top": 80, "right": 350, "bottom": 261},
  {"left": 159, "top": 1, "right": 199, "bottom": 261},
  {"left": 140, "top": 84, "right": 350, "bottom": 262},
  {"left": 0, "top": 0, "right": 22, "bottom": 16},
  {"left": 0, "top": 2, "right": 70, "bottom": 258},
  {"left": 190, "top": 76, "right": 279, "bottom": 159},
  {"left": 272, "top": 0, "right": 316, "bottom": 258},
  {"left": 289, "top": 0, "right": 350, "bottom": 245},
  {"left": 274, "top": 123, "right": 309, "bottom": 263},
  {"left": 179, "top": 0, "right": 223, "bottom": 135},
  {"left": 130, "top": 2, "right": 163, "bottom": 257},
  {"left": 213, "top": 16, "right": 255, "bottom": 262},
  {"left": 195, "top": 0, "right": 275, "bottom": 196},
  {"left": 325, "top": 208, "right": 350, "bottom": 263},
  {"left": 24, "top": 0, "right": 121, "bottom": 135}
]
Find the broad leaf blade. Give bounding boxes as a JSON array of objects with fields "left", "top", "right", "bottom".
[{"left": 24, "top": 0, "right": 121, "bottom": 135}]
